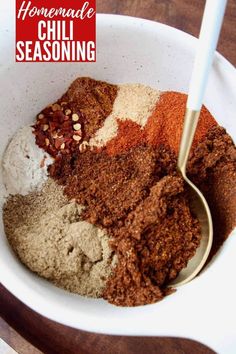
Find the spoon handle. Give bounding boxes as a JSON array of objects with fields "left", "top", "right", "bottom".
[{"left": 177, "top": 0, "right": 227, "bottom": 173}]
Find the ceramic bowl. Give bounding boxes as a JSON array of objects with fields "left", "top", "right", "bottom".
[{"left": 0, "top": 5, "right": 236, "bottom": 353}]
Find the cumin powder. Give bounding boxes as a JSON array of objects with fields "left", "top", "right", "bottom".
[{"left": 3, "top": 179, "right": 116, "bottom": 297}]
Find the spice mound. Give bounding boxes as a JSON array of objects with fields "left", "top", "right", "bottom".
[
  {"left": 3, "top": 179, "right": 116, "bottom": 297},
  {"left": 2, "top": 125, "right": 53, "bottom": 195},
  {"left": 187, "top": 126, "right": 236, "bottom": 258},
  {"left": 33, "top": 77, "right": 118, "bottom": 157},
  {"left": 104, "top": 174, "right": 201, "bottom": 306},
  {"left": 2, "top": 77, "right": 236, "bottom": 307},
  {"left": 50, "top": 145, "right": 201, "bottom": 306}
]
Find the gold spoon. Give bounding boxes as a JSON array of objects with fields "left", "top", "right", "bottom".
[{"left": 170, "top": 0, "right": 227, "bottom": 287}]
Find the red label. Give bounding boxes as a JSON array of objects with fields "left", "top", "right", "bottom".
[{"left": 15, "top": 0, "right": 96, "bottom": 62}]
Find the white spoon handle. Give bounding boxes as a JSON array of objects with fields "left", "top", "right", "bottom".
[
  {"left": 187, "top": 0, "right": 227, "bottom": 111},
  {"left": 178, "top": 0, "right": 227, "bottom": 172}
]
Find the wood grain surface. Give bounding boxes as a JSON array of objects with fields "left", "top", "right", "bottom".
[
  {"left": 1, "top": 1, "right": 235, "bottom": 353},
  {"left": 0, "top": 285, "right": 214, "bottom": 354},
  {"left": 98, "top": 0, "right": 236, "bottom": 66}
]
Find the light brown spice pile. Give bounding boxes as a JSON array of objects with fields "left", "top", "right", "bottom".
[{"left": 3, "top": 179, "right": 116, "bottom": 297}]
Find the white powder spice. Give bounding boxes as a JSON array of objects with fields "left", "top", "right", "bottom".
[
  {"left": 89, "top": 83, "right": 160, "bottom": 147},
  {"left": 2, "top": 125, "right": 53, "bottom": 195}
]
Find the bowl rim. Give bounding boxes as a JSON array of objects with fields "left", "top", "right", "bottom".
[
  {"left": 0, "top": 13, "right": 236, "bottom": 352},
  {"left": 97, "top": 13, "right": 235, "bottom": 71}
]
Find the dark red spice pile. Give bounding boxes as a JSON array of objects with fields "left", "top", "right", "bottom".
[
  {"left": 51, "top": 145, "right": 178, "bottom": 226},
  {"left": 105, "top": 174, "right": 201, "bottom": 306}
]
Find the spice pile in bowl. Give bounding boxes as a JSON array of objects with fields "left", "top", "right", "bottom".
[{"left": 2, "top": 77, "right": 236, "bottom": 306}]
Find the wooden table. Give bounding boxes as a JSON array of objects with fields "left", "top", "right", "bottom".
[{"left": 1, "top": 1, "right": 235, "bottom": 353}]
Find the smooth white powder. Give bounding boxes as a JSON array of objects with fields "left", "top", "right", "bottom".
[{"left": 2, "top": 125, "right": 53, "bottom": 195}]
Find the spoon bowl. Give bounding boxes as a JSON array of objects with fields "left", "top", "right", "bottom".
[
  {"left": 170, "top": 173, "right": 213, "bottom": 287},
  {"left": 170, "top": 109, "right": 213, "bottom": 287}
]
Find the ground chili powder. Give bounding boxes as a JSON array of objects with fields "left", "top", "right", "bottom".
[
  {"left": 106, "top": 91, "right": 217, "bottom": 156},
  {"left": 145, "top": 91, "right": 217, "bottom": 153},
  {"left": 106, "top": 119, "right": 145, "bottom": 157}
]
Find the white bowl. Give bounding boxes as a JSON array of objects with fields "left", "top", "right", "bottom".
[{"left": 0, "top": 5, "right": 236, "bottom": 353}]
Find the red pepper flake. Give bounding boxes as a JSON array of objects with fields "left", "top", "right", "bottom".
[
  {"left": 33, "top": 101, "right": 84, "bottom": 157},
  {"left": 33, "top": 78, "right": 118, "bottom": 158}
]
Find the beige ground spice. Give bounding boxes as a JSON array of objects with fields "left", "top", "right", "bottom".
[
  {"left": 89, "top": 83, "right": 160, "bottom": 147},
  {"left": 3, "top": 179, "right": 116, "bottom": 297}
]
